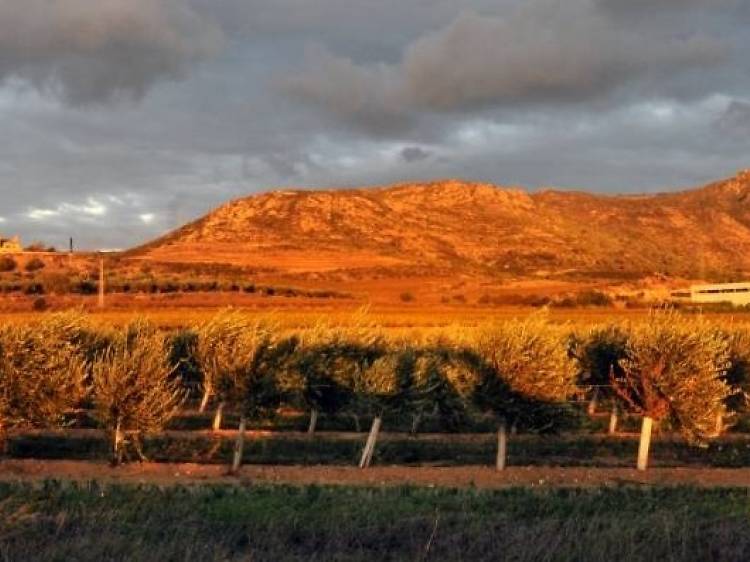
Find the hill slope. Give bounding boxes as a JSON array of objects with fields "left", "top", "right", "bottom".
[{"left": 132, "top": 170, "right": 750, "bottom": 281}]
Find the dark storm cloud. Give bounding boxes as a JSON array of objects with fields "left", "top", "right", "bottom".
[
  {"left": 285, "top": 4, "right": 727, "bottom": 129},
  {"left": 0, "top": 0, "right": 223, "bottom": 104},
  {"left": 717, "top": 100, "right": 750, "bottom": 137},
  {"left": 401, "top": 146, "right": 431, "bottom": 163}
]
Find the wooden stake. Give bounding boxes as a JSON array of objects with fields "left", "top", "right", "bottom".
[
  {"left": 608, "top": 403, "right": 619, "bottom": 435},
  {"left": 308, "top": 408, "right": 319, "bottom": 434},
  {"left": 230, "top": 415, "right": 247, "bottom": 474},
  {"left": 496, "top": 421, "right": 507, "bottom": 471},
  {"left": 637, "top": 415, "right": 653, "bottom": 471},
  {"left": 212, "top": 402, "right": 224, "bottom": 431},
  {"left": 359, "top": 417, "right": 382, "bottom": 469}
]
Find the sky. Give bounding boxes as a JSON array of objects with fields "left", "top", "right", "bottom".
[{"left": 0, "top": 0, "right": 749, "bottom": 249}]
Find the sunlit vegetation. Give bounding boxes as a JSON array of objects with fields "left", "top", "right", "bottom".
[{"left": 2, "top": 308, "right": 750, "bottom": 472}]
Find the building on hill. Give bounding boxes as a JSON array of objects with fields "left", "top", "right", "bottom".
[
  {"left": 673, "top": 282, "right": 750, "bottom": 306},
  {"left": 0, "top": 235, "right": 21, "bottom": 253}
]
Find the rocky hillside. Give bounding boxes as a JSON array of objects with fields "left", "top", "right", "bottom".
[{"left": 131, "top": 170, "right": 750, "bottom": 281}]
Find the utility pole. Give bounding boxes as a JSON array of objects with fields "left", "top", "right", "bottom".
[{"left": 98, "top": 253, "right": 105, "bottom": 309}]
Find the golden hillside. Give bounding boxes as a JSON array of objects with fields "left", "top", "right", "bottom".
[{"left": 132, "top": 170, "right": 750, "bottom": 281}]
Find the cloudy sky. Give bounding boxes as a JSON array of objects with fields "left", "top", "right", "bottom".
[{"left": 1, "top": 0, "right": 749, "bottom": 249}]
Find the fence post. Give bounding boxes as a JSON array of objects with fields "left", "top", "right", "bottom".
[
  {"left": 359, "top": 417, "right": 382, "bottom": 469},
  {"left": 230, "top": 415, "right": 247, "bottom": 474},
  {"left": 637, "top": 416, "right": 653, "bottom": 471},
  {"left": 496, "top": 421, "right": 507, "bottom": 471}
]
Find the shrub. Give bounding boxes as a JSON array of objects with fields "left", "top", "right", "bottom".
[
  {"left": 193, "top": 309, "right": 256, "bottom": 414},
  {"left": 24, "top": 258, "right": 45, "bottom": 272},
  {"left": 90, "top": 321, "right": 184, "bottom": 465},
  {"left": 399, "top": 292, "right": 415, "bottom": 303},
  {"left": 475, "top": 313, "right": 578, "bottom": 404},
  {"left": 0, "top": 257, "right": 17, "bottom": 272},
  {"left": 610, "top": 310, "right": 731, "bottom": 469},
  {"left": 0, "top": 319, "right": 89, "bottom": 444}
]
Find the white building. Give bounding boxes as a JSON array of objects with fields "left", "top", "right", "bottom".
[{"left": 684, "top": 282, "right": 750, "bottom": 306}]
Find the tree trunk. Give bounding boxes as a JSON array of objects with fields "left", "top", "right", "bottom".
[
  {"left": 359, "top": 417, "right": 382, "bottom": 469},
  {"left": 496, "top": 421, "right": 507, "bottom": 471},
  {"left": 308, "top": 408, "right": 319, "bottom": 435},
  {"left": 637, "top": 416, "right": 653, "bottom": 471},
  {"left": 112, "top": 418, "right": 124, "bottom": 466},
  {"left": 587, "top": 388, "right": 599, "bottom": 416},
  {"left": 410, "top": 412, "right": 422, "bottom": 435},
  {"left": 199, "top": 386, "right": 211, "bottom": 413},
  {"left": 230, "top": 415, "right": 247, "bottom": 474},
  {"left": 608, "top": 403, "right": 619, "bottom": 435},
  {"left": 212, "top": 402, "right": 225, "bottom": 431},
  {"left": 351, "top": 414, "right": 361, "bottom": 433},
  {"left": 715, "top": 412, "right": 723, "bottom": 437}
]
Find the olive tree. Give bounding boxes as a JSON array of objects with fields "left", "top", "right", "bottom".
[
  {"left": 353, "top": 353, "right": 403, "bottom": 468},
  {"left": 0, "top": 319, "right": 88, "bottom": 451},
  {"left": 473, "top": 313, "right": 579, "bottom": 469},
  {"left": 90, "top": 321, "right": 185, "bottom": 465},
  {"left": 610, "top": 311, "right": 731, "bottom": 470},
  {"left": 194, "top": 309, "right": 259, "bottom": 429},
  {"left": 718, "top": 327, "right": 750, "bottom": 434},
  {"left": 284, "top": 324, "right": 384, "bottom": 434},
  {"left": 213, "top": 319, "right": 287, "bottom": 474},
  {"left": 570, "top": 324, "right": 629, "bottom": 432},
  {"left": 402, "top": 347, "right": 477, "bottom": 433}
]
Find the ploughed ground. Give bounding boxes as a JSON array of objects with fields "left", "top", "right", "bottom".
[{"left": 4, "top": 459, "right": 750, "bottom": 489}]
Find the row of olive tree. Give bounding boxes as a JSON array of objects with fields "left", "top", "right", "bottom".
[
  {"left": 190, "top": 310, "right": 580, "bottom": 472},
  {"left": 3, "top": 308, "right": 750, "bottom": 472},
  {"left": 0, "top": 312, "right": 184, "bottom": 465}
]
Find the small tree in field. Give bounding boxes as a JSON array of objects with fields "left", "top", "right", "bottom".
[
  {"left": 401, "top": 347, "right": 477, "bottom": 433},
  {"left": 473, "top": 313, "right": 579, "bottom": 469},
  {"left": 610, "top": 311, "right": 731, "bottom": 470},
  {"left": 215, "top": 320, "right": 287, "bottom": 474},
  {"left": 90, "top": 321, "right": 185, "bottom": 465},
  {"left": 194, "top": 309, "right": 259, "bottom": 429},
  {"left": 570, "top": 324, "right": 629, "bottom": 432},
  {"left": 283, "top": 324, "right": 383, "bottom": 434},
  {"left": 353, "top": 353, "right": 403, "bottom": 468},
  {"left": 0, "top": 320, "right": 88, "bottom": 451},
  {"left": 475, "top": 313, "right": 578, "bottom": 404},
  {"left": 718, "top": 327, "right": 750, "bottom": 434}
]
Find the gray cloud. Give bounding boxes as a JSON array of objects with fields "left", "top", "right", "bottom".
[
  {"left": 400, "top": 146, "right": 431, "bottom": 163},
  {"left": 0, "top": 0, "right": 223, "bottom": 104},
  {"left": 285, "top": 4, "right": 726, "bottom": 130},
  {"left": 717, "top": 100, "right": 750, "bottom": 137}
]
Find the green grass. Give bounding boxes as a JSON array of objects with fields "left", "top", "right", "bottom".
[{"left": 2, "top": 482, "right": 750, "bottom": 561}]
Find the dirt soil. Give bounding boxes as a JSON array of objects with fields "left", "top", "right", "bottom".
[{"left": 4, "top": 459, "right": 750, "bottom": 489}]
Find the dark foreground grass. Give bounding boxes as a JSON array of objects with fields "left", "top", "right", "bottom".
[
  {"left": 2, "top": 482, "right": 750, "bottom": 561},
  {"left": 9, "top": 431, "right": 750, "bottom": 468}
]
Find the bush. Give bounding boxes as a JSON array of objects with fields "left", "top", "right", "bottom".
[
  {"left": 0, "top": 319, "right": 88, "bottom": 440},
  {"left": 90, "top": 321, "right": 185, "bottom": 465},
  {"left": 24, "top": 258, "right": 45, "bottom": 272},
  {"left": 0, "top": 257, "right": 17, "bottom": 272},
  {"left": 399, "top": 292, "right": 415, "bottom": 303},
  {"left": 611, "top": 310, "right": 731, "bottom": 441},
  {"left": 475, "top": 313, "right": 578, "bottom": 404}
]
